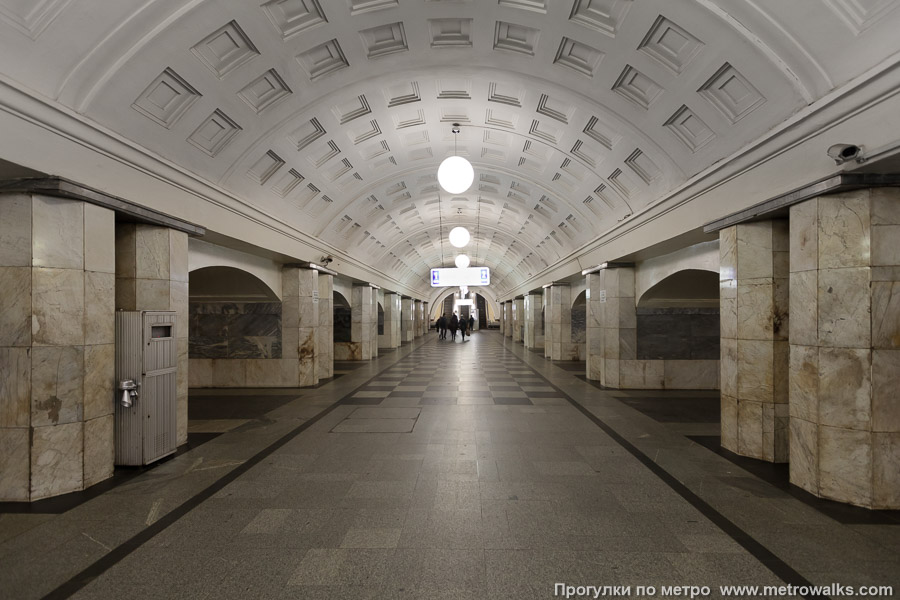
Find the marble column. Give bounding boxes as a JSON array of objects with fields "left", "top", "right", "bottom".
[
  {"left": 116, "top": 224, "right": 189, "bottom": 444},
  {"left": 505, "top": 301, "right": 514, "bottom": 338},
  {"left": 370, "top": 289, "right": 379, "bottom": 358},
  {"left": 282, "top": 266, "right": 319, "bottom": 386},
  {"left": 586, "top": 273, "right": 604, "bottom": 382},
  {"left": 513, "top": 297, "right": 525, "bottom": 343},
  {"left": 719, "top": 221, "right": 789, "bottom": 463},
  {"left": 546, "top": 284, "right": 576, "bottom": 360},
  {"left": 380, "top": 292, "right": 400, "bottom": 349},
  {"left": 414, "top": 300, "right": 423, "bottom": 338},
  {"left": 401, "top": 297, "right": 414, "bottom": 343},
  {"left": 317, "top": 273, "right": 333, "bottom": 380},
  {"left": 1, "top": 193, "right": 116, "bottom": 501},
  {"left": 499, "top": 301, "right": 506, "bottom": 335},
  {"left": 422, "top": 302, "right": 430, "bottom": 335},
  {"left": 351, "top": 285, "right": 376, "bottom": 359},
  {"left": 586, "top": 267, "right": 638, "bottom": 386},
  {"left": 524, "top": 293, "right": 544, "bottom": 350},
  {"left": 788, "top": 189, "right": 900, "bottom": 509}
]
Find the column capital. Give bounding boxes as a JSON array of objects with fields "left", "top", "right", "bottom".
[
  {"left": 581, "top": 262, "right": 634, "bottom": 276},
  {"left": 283, "top": 262, "right": 338, "bottom": 276}
]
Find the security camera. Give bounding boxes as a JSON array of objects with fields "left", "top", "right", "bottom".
[
  {"left": 827, "top": 144, "right": 864, "bottom": 165},
  {"left": 320, "top": 256, "right": 334, "bottom": 265}
]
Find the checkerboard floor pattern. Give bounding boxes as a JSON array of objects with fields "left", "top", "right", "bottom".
[{"left": 343, "top": 337, "right": 565, "bottom": 408}]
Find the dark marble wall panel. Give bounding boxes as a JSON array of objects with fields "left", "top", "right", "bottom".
[
  {"left": 571, "top": 302, "right": 586, "bottom": 344},
  {"left": 378, "top": 304, "right": 384, "bottom": 335},
  {"left": 334, "top": 306, "right": 351, "bottom": 343},
  {"left": 189, "top": 302, "right": 282, "bottom": 359},
  {"left": 637, "top": 308, "right": 719, "bottom": 360}
]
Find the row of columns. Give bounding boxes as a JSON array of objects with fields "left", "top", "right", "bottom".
[
  {"left": 496, "top": 187, "right": 898, "bottom": 509},
  {"left": 0, "top": 192, "right": 191, "bottom": 502},
  {"left": 719, "top": 189, "right": 899, "bottom": 508}
]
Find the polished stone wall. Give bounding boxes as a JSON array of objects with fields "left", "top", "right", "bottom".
[
  {"left": 789, "top": 189, "right": 900, "bottom": 509},
  {"left": 188, "top": 302, "right": 282, "bottom": 359},
  {"left": 719, "top": 220, "right": 789, "bottom": 463},
  {"left": 545, "top": 285, "right": 577, "bottom": 360},
  {"left": 380, "top": 292, "right": 401, "bottom": 349},
  {"left": 401, "top": 297, "right": 414, "bottom": 343},
  {"left": 586, "top": 268, "right": 718, "bottom": 390},
  {"left": 505, "top": 301, "right": 514, "bottom": 339},
  {"left": 523, "top": 292, "right": 544, "bottom": 350},
  {"left": 637, "top": 308, "right": 720, "bottom": 360},
  {"left": 513, "top": 298, "right": 525, "bottom": 343},
  {"left": 116, "top": 223, "right": 189, "bottom": 444},
  {"left": 284, "top": 267, "right": 318, "bottom": 386},
  {"left": 317, "top": 274, "right": 333, "bottom": 380},
  {"left": 1, "top": 193, "right": 115, "bottom": 501},
  {"left": 414, "top": 300, "right": 423, "bottom": 339},
  {"left": 350, "top": 285, "right": 375, "bottom": 360}
]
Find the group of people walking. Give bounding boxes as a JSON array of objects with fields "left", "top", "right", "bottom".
[{"left": 435, "top": 312, "right": 475, "bottom": 342}]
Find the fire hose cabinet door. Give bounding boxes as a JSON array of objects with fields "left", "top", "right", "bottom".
[{"left": 114, "top": 311, "right": 178, "bottom": 466}]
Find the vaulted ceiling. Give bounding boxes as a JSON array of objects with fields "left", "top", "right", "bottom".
[{"left": 2, "top": 0, "right": 900, "bottom": 296}]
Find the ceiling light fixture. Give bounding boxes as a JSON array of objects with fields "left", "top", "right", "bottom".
[
  {"left": 455, "top": 254, "right": 470, "bottom": 269},
  {"left": 437, "top": 124, "right": 474, "bottom": 194},
  {"left": 449, "top": 226, "right": 470, "bottom": 248}
]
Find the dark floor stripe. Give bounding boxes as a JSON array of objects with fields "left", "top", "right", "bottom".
[
  {"left": 497, "top": 335, "right": 830, "bottom": 600},
  {"left": 42, "top": 337, "right": 434, "bottom": 600}
]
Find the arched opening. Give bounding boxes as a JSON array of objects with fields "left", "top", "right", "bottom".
[
  {"left": 571, "top": 290, "right": 586, "bottom": 361},
  {"left": 377, "top": 302, "right": 385, "bottom": 336},
  {"left": 636, "top": 270, "right": 720, "bottom": 361},
  {"left": 333, "top": 291, "right": 351, "bottom": 344},
  {"left": 188, "top": 266, "right": 281, "bottom": 360}
]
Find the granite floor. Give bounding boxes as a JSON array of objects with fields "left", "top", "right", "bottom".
[{"left": 1, "top": 332, "right": 898, "bottom": 599}]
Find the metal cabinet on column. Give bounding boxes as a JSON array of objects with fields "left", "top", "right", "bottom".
[{"left": 115, "top": 311, "right": 178, "bottom": 466}]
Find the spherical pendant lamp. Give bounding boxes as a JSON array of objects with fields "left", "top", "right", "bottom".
[
  {"left": 449, "top": 226, "right": 470, "bottom": 248},
  {"left": 438, "top": 156, "right": 474, "bottom": 194},
  {"left": 437, "top": 123, "right": 474, "bottom": 194},
  {"left": 455, "top": 254, "right": 470, "bottom": 269}
]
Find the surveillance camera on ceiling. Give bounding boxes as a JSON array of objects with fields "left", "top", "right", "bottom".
[
  {"left": 827, "top": 144, "right": 864, "bottom": 165},
  {"left": 320, "top": 256, "right": 334, "bottom": 265}
]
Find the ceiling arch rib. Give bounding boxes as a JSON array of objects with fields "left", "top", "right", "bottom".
[{"left": 8, "top": 0, "right": 897, "bottom": 294}]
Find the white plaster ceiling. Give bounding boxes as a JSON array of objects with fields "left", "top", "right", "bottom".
[{"left": 2, "top": 0, "right": 900, "bottom": 296}]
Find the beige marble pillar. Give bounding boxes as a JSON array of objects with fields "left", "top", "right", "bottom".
[
  {"left": 584, "top": 268, "right": 636, "bottom": 384},
  {"left": 422, "top": 302, "right": 429, "bottom": 335},
  {"left": 317, "top": 273, "right": 333, "bottom": 380},
  {"left": 380, "top": 292, "right": 401, "bottom": 349},
  {"left": 719, "top": 221, "right": 790, "bottom": 463},
  {"left": 524, "top": 293, "right": 544, "bottom": 350},
  {"left": 116, "top": 224, "right": 189, "bottom": 444},
  {"left": 282, "top": 266, "right": 319, "bottom": 386},
  {"left": 370, "top": 289, "right": 379, "bottom": 358},
  {"left": 401, "top": 297, "right": 414, "bottom": 343},
  {"left": 546, "top": 284, "right": 576, "bottom": 360},
  {"left": 513, "top": 297, "right": 525, "bottom": 343},
  {"left": 504, "top": 301, "right": 514, "bottom": 338},
  {"left": 1, "top": 194, "right": 116, "bottom": 501},
  {"left": 788, "top": 189, "right": 900, "bottom": 509},
  {"left": 586, "top": 273, "right": 605, "bottom": 382},
  {"left": 351, "top": 285, "right": 375, "bottom": 360},
  {"left": 499, "top": 301, "right": 506, "bottom": 335},
  {"left": 414, "top": 300, "right": 423, "bottom": 338}
]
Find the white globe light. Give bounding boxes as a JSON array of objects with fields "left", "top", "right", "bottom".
[
  {"left": 449, "top": 226, "right": 470, "bottom": 248},
  {"left": 455, "top": 254, "right": 470, "bottom": 269},
  {"left": 437, "top": 156, "right": 474, "bottom": 194}
]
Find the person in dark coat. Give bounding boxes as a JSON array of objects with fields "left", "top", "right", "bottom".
[
  {"left": 459, "top": 315, "right": 467, "bottom": 342},
  {"left": 437, "top": 314, "right": 447, "bottom": 339},
  {"left": 449, "top": 312, "right": 459, "bottom": 341},
  {"left": 468, "top": 315, "right": 475, "bottom": 333}
]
